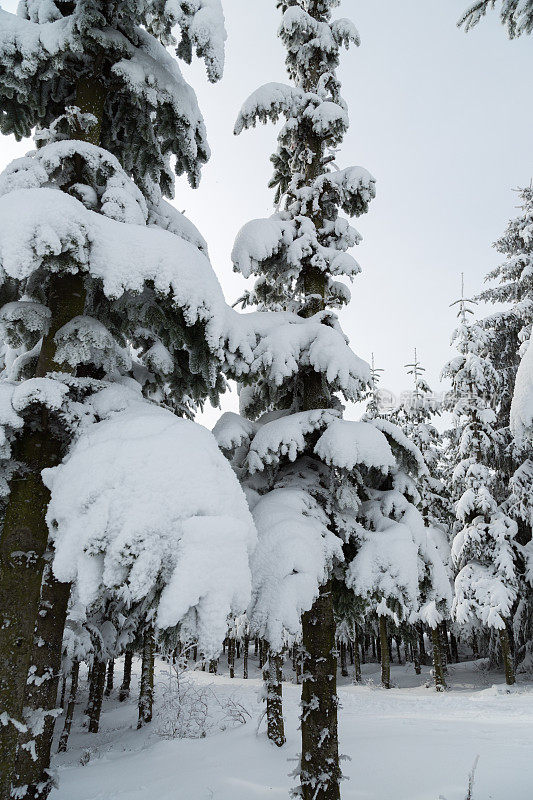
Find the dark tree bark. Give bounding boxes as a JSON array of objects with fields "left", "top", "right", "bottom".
[
  {"left": 243, "top": 634, "right": 249, "bottom": 679},
  {"left": 499, "top": 626, "right": 515, "bottom": 686},
  {"left": 0, "top": 77, "right": 105, "bottom": 799},
  {"left": 88, "top": 658, "right": 106, "bottom": 734},
  {"left": 137, "top": 625, "right": 155, "bottom": 728},
  {"left": 11, "top": 569, "right": 70, "bottom": 800},
  {"left": 379, "top": 616, "right": 390, "bottom": 689},
  {"left": 300, "top": 582, "right": 340, "bottom": 800},
  {"left": 57, "top": 661, "right": 79, "bottom": 754},
  {"left": 339, "top": 641, "right": 348, "bottom": 677},
  {"left": 353, "top": 625, "right": 362, "bottom": 683},
  {"left": 431, "top": 627, "right": 446, "bottom": 691},
  {"left": 119, "top": 647, "right": 133, "bottom": 702},
  {"left": 450, "top": 632, "right": 460, "bottom": 664},
  {"left": 228, "top": 637, "right": 235, "bottom": 679},
  {"left": 264, "top": 650, "right": 285, "bottom": 747},
  {"left": 104, "top": 658, "right": 114, "bottom": 696},
  {"left": 418, "top": 624, "right": 429, "bottom": 666}
]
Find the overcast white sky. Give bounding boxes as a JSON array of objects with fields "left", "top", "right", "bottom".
[{"left": 1, "top": 1, "right": 531, "bottom": 427}]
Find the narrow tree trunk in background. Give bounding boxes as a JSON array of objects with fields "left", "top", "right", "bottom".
[
  {"left": 450, "top": 633, "right": 459, "bottom": 664},
  {"left": 379, "top": 617, "right": 390, "bottom": 689},
  {"left": 105, "top": 659, "right": 114, "bottom": 696},
  {"left": 340, "top": 641, "right": 348, "bottom": 677},
  {"left": 208, "top": 659, "right": 218, "bottom": 674},
  {"left": 499, "top": 627, "right": 515, "bottom": 686},
  {"left": 413, "top": 638, "right": 421, "bottom": 675},
  {"left": 11, "top": 568, "right": 71, "bottom": 800},
  {"left": 265, "top": 650, "right": 285, "bottom": 747},
  {"left": 395, "top": 637, "right": 402, "bottom": 665},
  {"left": 88, "top": 659, "right": 106, "bottom": 733},
  {"left": 472, "top": 632, "right": 479, "bottom": 659},
  {"left": 441, "top": 621, "right": 452, "bottom": 664},
  {"left": 431, "top": 627, "right": 446, "bottom": 691},
  {"left": 418, "top": 624, "right": 428, "bottom": 665},
  {"left": 353, "top": 625, "right": 362, "bottom": 684},
  {"left": 439, "top": 622, "right": 449, "bottom": 675},
  {"left": 301, "top": 582, "right": 340, "bottom": 800},
  {"left": 228, "top": 638, "right": 235, "bottom": 679},
  {"left": 372, "top": 635, "right": 377, "bottom": 661},
  {"left": 243, "top": 635, "right": 249, "bottom": 679},
  {"left": 137, "top": 625, "right": 155, "bottom": 728},
  {"left": 57, "top": 661, "right": 79, "bottom": 754},
  {"left": 119, "top": 648, "right": 133, "bottom": 702},
  {"left": 59, "top": 675, "right": 67, "bottom": 709}
]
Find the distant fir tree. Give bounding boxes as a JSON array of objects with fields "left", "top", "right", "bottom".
[
  {"left": 443, "top": 284, "right": 519, "bottom": 685},
  {"left": 476, "top": 188, "right": 533, "bottom": 670}
]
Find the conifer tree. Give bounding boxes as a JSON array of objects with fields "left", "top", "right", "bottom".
[
  {"left": 219, "top": 1, "right": 377, "bottom": 794},
  {"left": 0, "top": 3, "right": 263, "bottom": 797},
  {"left": 443, "top": 284, "right": 519, "bottom": 685}
]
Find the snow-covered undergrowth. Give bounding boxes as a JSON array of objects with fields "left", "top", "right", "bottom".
[{"left": 50, "top": 656, "right": 533, "bottom": 800}]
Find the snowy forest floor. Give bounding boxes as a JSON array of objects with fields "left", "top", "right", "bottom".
[{"left": 49, "top": 655, "right": 533, "bottom": 800}]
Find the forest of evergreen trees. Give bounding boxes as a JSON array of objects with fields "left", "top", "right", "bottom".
[{"left": 0, "top": 2, "right": 531, "bottom": 799}]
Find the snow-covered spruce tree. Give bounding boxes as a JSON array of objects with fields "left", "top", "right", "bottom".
[
  {"left": 475, "top": 190, "right": 533, "bottom": 669},
  {"left": 459, "top": 0, "right": 533, "bottom": 36},
  {"left": 219, "top": 1, "right": 376, "bottom": 794},
  {"left": 0, "top": 3, "right": 259, "bottom": 796},
  {"left": 442, "top": 291, "right": 519, "bottom": 685}
]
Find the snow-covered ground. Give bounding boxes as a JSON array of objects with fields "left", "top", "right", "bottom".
[{"left": 50, "top": 656, "right": 533, "bottom": 800}]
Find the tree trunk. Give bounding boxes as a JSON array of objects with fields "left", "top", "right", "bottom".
[
  {"left": 119, "top": 647, "right": 133, "bottom": 702},
  {"left": 340, "top": 641, "right": 348, "bottom": 677},
  {"left": 418, "top": 624, "right": 428, "bottom": 665},
  {"left": 300, "top": 582, "right": 340, "bottom": 800},
  {"left": 243, "top": 635, "right": 249, "bottom": 679},
  {"left": 105, "top": 658, "right": 114, "bottom": 697},
  {"left": 413, "top": 637, "right": 421, "bottom": 675},
  {"left": 88, "top": 659, "right": 106, "bottom": 733},
  {"left": 395, "top": 637, "right": 402, "bottom": 665},
  {"left": 0, "top": 77, "right": 105, "bottom": 798},
  {"left": 379, "top": 616, "right": 390, "bottom": 689},
  {"left": 431, "top": 627, "right": 446, "bottom": 691},
  {"left": 353, "top": 624, "right": 362, "bottom": 683},
  {"left": 265, "top": 650, "right": 285, "bottom": 747},
  {"left": 439, "top": 622, "right": 449, "bottom": 675},
  {"left": 57, "top": 662, "right": 79, "bottom": 754},
  {"left": 450, "top": 632, "right": 459, "bottom": 664},
  {"left": 137, "top": 625, "right": 155, "bottom": 728},
  {"left": 11, "top": 568, "right": 70, "bottom": 800},
  {"left": 499, "top": 626, "right": 515, "bottom": 686},
  {"left": 228, "top": 637, "right": 235, "bottom": 679}
]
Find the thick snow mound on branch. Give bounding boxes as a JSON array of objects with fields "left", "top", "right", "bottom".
[
  {"left": 249, "top": 487, "right": 343, "bottom": 651},
  {"left": 454, "top": 563, "right": 516, "bottom": 630},
  {"left": 167, "top": 0, "right": 227, "bottom": 83},
  {"left": 251, "top": 317, "right": 371, "bottom": 398},
  {"left": 511, "top": 337, "right": 533, "bottom": 441},
  {"left": 315, "top": 420, "right": 396, "bottom": 472},
  {"left": 234, "top": 83, "right": 305, "bottom": 133},
  {"left": 44, "top": 392, "right": 256, "bottom": 658},
  {"left": 212, "top": 412, "right": 256, "bottom": 451},
  {"left": 246, "top": 409, "right": 339, "bottom": 473}
]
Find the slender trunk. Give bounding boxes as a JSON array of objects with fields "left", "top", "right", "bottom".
[
  {"left": 11, "top": 569, "right": 70, "bottom": 800},
  {"left": 265, "top": 650, "right": 285, "bottom": 747},
  {"left": 439, "top": 622, "right": 449, "bottom": 675},
  {"left": 353, "top": 624, "right": 361, "bottom": 683},
  {"left": 228, "top": 637, "right": 235, "bottom": 679},
  {"left": 57, "top": 662, "right": 79, "bottom": 754},
  {"left": 105, "top": 658, "right": 114, "bottom": 697},
  {"left": 0, "top": 76, "right": 105, "bottom": 798},
  {"left": 340, "top": 641, "right": 348, "bottom": 677},
  {"left": 418, "top": 624, "right": 428, "bottom": 666},
  {"left": 450, "top": 632, "right": 459, "bottom": 664},
  {"left": 395, "top": 637, "right": 402, "bottom": 665},
  {"left": 59, "top": 675, "right": 67, "bottom": 709},
  {"left": 499, "top": 627, "right": 515, "bottom": 686},
  {"left": 300, "top": 582, "right": 340, "bottom": 800},
  {"left": 431, "top": 627, "right": 446, "bottom": 691},
  {"left": 137, "top": 625, "right": 155, "bottom": 728},
  {"left": 88, "top": 658, "right": 106, "bottom": 733},
  {"left": 294, "top": 644, "right": 302, "bottom": 685},
  {"left": 379, "top": 616, "right": 390, "bottom": 689},
  {"left": 243, "top": 635, "right": 249, "bottom": 679},
  {"left": 119, "top": 647, "right": 133, "bottom": 702},
  {"left": 472, "top": 632, "right": 479, "bottom": 659},
  {"left": 413, "top": 637, "right": 421, "bottom": 675}
]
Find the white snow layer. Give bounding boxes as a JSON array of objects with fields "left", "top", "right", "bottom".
[
  {"left": 43, "top": 388, "right": 256, "bottom": 658},
  {"left": 511, "top": 337, "right": 533, "bottom": 441},
  {"left": 249, "top": 488, "right": 343, "bottom": 651}
]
